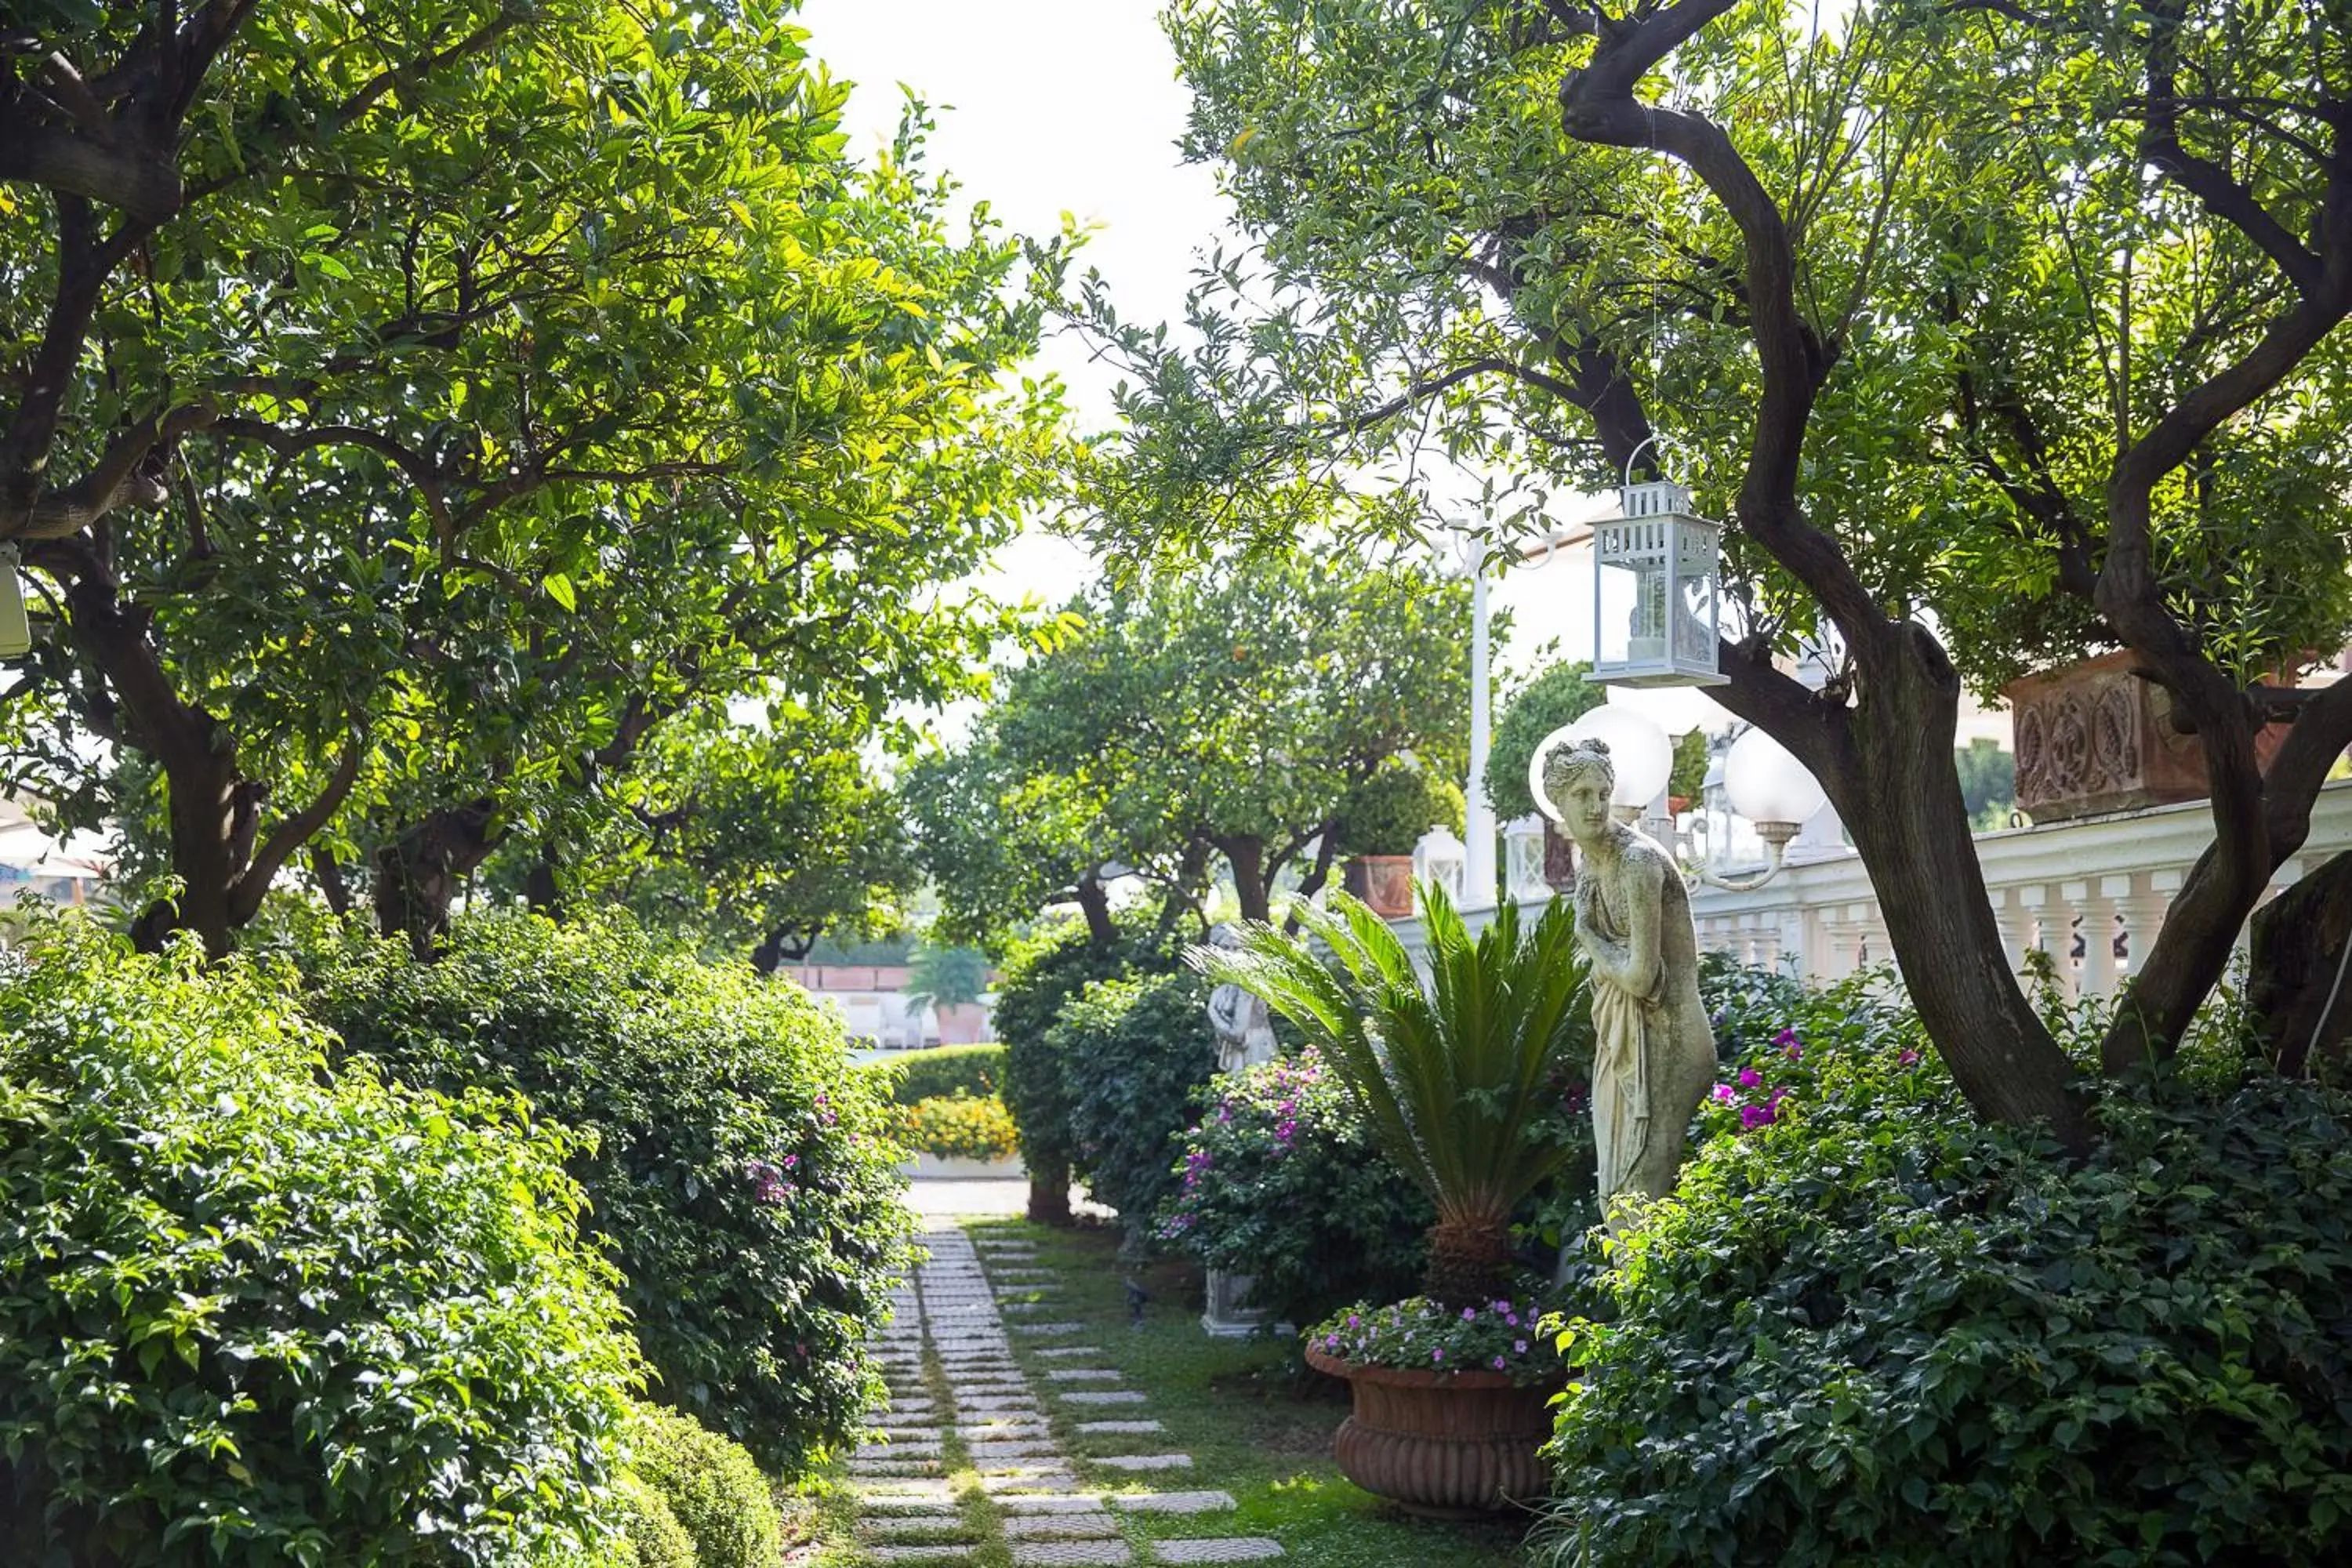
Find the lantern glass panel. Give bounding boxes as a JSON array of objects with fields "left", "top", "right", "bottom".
[{"left": 1595, "top": 551, "right": 1669, "bottom": 670}]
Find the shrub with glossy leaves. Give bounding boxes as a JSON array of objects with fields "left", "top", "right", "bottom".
[
  {"left": 1539, "top": 1007, "right": 2352, "bottom": 1567},
  {"left": 1051, "top": 968, "right": 1219, "bottom": 1244},
  {"left": 1156, "top": 1048, "right": 1432, "bottom": 1327},
  {"left": 993, "top": 926, "right": 1156, "bottom": 1180},
  {"left": 0, "top": 915, "right": 640, "bottom": 1567},
  {"left": 626, "top": 1403, "right": 780, "bottom": 1568},
  {"left": 296, "top": 910, "right": 915, "bottom": 1475}
]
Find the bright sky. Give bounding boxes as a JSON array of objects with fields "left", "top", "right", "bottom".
[{"left": 797, "top": 0, "right": 1605, "bottom": 690}]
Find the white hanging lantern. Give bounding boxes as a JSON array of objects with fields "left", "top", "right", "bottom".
[{"left": 1591, "top": 476, "right": 1726, "bottom": 688}]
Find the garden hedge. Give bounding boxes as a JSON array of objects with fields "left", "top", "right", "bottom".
[
  {"left": 296, "top": 909, "right": 915, "bottom": 1475},
  {"left": 0, "top": 916, "right": 640, "bottom": 1566},
  {"left": 877, "top": 1042, "right": 1006, "bottom": 1105}
]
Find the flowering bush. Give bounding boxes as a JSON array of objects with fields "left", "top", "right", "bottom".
[
  {"left": 1308, "top": 1294, "right": 1562, "bottom": 1383},
  {"left": 891, "top": 1093, "right": 1020, "bottom": 1161},
  {"left": 1540, "top": 972, "right": 2352, "bottom": 1566},
  {"left": 1156, "top": 1049, "right": 1432, "bottom": 1327},
  {"left": 294, "top": 910, "right": 915, "bottom": 1475},
  {"left": 1694, "top": 959, "right": 1949, "bottom": 1143}
]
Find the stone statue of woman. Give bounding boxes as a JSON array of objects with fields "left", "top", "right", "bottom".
[{"left": 1543, "top": 739, "right": 1718, "bottom": 1219}]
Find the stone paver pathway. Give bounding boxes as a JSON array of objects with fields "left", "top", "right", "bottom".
[{"left": 831, "top": 1228, "right": 1284, "bottom": 1566}]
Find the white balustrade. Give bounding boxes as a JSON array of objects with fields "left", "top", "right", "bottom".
[{"left": 1386, "top": 778, "right": 2352, "bottom": 998}]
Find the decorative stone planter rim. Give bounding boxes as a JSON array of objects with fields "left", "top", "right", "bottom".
[{"left": 1304, "top": 1343, "right": 1562, "bottom": 1393}]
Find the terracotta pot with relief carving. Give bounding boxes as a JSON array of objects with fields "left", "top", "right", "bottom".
[{"left": 2005, "top": 650, "right": 2292, "bottom": 822}]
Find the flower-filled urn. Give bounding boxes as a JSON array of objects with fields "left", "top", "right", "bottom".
[{"left": 1591, "top": 478, "right": 1726, "bottom": 688}]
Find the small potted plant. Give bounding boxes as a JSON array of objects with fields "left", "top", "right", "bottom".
[
  {"left": 1198, "top": 884, "right": 1590, "bottom": 1516},
  {"left": 1334, "top": 758, "right": 1465, "bottom": 919}
]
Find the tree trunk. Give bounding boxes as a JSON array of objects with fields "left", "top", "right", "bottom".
[
  {"left": 1026, "top": 1164, "right": 1073, "bottom": 1227},
  {"left": 1074, "top": 871, "right": 1118, "bottom": 949},
  {"left": 1216, "top": 837, "right": 1271, "bottom": 924},
  {"left": 1423, "top": 1212, "right": 1515, "bottom": 1308},
  {"left": 372, "top": 801, "right": 499, "bottom": 961},
  {"left": 1153, "top": 836, "right": 1214, "bottom": 941},
  {"left": 310, "top": 848, "right": 354, "bottom": 918},
  {"left": 1284, "top": 820, "right": 1341, "bottom": 934},
  {"left": 523, "top": 844, "right": 562, "bottom": 917},
  {"left": 2250, "top": 850, "right": 2352, "bottom": 1079},
  {"left": 1833, "top": 628, "right": 2088, "bottom": 1145}
]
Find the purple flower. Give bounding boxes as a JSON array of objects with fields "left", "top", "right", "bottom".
[
  {"left": 1325, "top": 1334, "right": 1340, "bottom": 1349},
  {"left": 1773, "top": 1028, "right": 1798, "bottom": 1047},
  {"left": 1712, "top": 1083, "right": 1737, "bottom": 1104},
  {"left": 1492, "top": 1356, "right": 1508, "bottom": 1370},
  {"left": 782, "top": 1153, "right": 799, "bottom": 1170},
  {"left": 1740, "top": 1104, "right": 1775, "bottom": 1131},
  {"left": 1899, "top": 1049, "right": 1921, "bottom": 1067},
  {"left": 1785, "top": 1044, "right": 1803, "bottom": 1063},
  {"left": 1347, "top": 1314, "right": 1360, "bottom": 1328},
  {"left": 1432, "top": 1348, "right": 1444, "bottom": 1362},
  {"left": 1514, "top": 1339, "right": 1529, "bottom": 1353},
  {"left": 1737, "top": 1067, "right": 1762, "bottom": 1089},
  {"left": 1505, "top": 1313, "right": 1519, "bottom": 1327},
  {"left": 1461, "top": 1307, "right": 1477, "bottom": 1321}
]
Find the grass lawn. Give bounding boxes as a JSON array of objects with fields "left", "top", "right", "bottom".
[{"left": 787, "top": 1216, "right": 1534, "bottom": 1566}]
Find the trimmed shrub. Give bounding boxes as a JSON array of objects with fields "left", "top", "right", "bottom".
[
  {"left": 993, "top": 925, "right": 1170, "bottom": 1186},
  {"left": 877, "top": 1042, "right": 1006, "bottom": 1105},
  {"left": 893, "top": 1093, "right": 1020, "bottom": 1161},
  {"left": 613, "top": 1476, "right": 695, "bottom": 1568},
  {"left": 0, "top": 915, "right": 639, "bottom": 1566},
  {"left": 1539, "top": 996, "right": 2352, "bottom": 1568},
  {"left": 1051, "top": 968, "right": 1218, "bottom": 1244},
  {"left": 1156, "top": 1047, "right": 1432, "bottom": 1327},
  {"left": 626, "top": 1403, "right": 781, "bottom": 1568},
  {"left": 1333, "top": 755, "right": 1465, "bottom": 856},
  {"left": 296, "top": 910, "right": 915, "bottom": 1475}
]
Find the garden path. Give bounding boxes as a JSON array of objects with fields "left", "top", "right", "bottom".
[{"left": 835, "top": 1228, "right": 1286, "bottom": 1566}]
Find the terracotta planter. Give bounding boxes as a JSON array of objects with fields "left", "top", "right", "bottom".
[
  {"left": 2005, "top": 649, "right": 2292, "bottom": 822},
  {"left": 1541, "top": 821, "right": 1577, "bottom": 893},
  {"left": 1304, "top": 1345, "right": 1560, "bottom": 1518},
  {"left": 1343, "top": 855, "right": 1416, "bottom": 918}
]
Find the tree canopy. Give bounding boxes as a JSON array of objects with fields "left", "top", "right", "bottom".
[
  {"left": 1077, "top": 0, "right": 2352, "bottom": 1138},
  {"left": 909, "top": 549, "right": 1473, "bottom": 945},
  {"left": 1, "top": 0, "right": 1069, "bottom": 955}
]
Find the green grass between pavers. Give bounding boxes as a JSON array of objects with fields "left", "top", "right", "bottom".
[
  {"left": 798, "top": 1330, "right": 1013, "bottom": 1568},
  {"left": 972, "top": 1218, "right": 1533, "bottom": 1568}
]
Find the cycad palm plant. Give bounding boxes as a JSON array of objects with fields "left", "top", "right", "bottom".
[{"left": 1196, "top": 880, "right": 1590, "bottom": 1307}]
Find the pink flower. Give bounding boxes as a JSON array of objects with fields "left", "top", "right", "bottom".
[
  {"left": 1712, "top": 1083, "right": 1737, "bottom": 1103},
  {"left": 1899, "top": 1049, "right": 1921, "bottom": 1066},
  {"left": 1739, "top": 1103, "right": 1775, "bottom": 1131}
]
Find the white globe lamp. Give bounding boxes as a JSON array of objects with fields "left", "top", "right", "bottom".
[
  {"left": 1723, "top": 726, "right": 1828, "bottom": 851},
  {"left": 1528, "top": 706, "right": 1673, "bottom": 823}
]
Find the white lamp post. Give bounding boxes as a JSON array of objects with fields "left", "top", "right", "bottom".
[
  {"left": 1460, "top": 532, "right": 1497, "bottom": 910},
  {"left": 0, "top": 544, "right": 29, "bottom": 658}
]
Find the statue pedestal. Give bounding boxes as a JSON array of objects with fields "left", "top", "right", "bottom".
[{"left": 1202, "top": 1269, "right": 1274, "bottom": 1338}]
